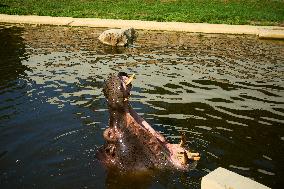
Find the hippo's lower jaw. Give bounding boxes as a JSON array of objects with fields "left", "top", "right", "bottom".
[{"left": 98, "top": 73, "right": 200, "bottom": 171}]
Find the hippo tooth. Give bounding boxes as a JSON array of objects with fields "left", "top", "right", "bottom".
[
  {"left": 179, "top": 132, "right": 186, "bottom": 147},
  {"left": 182, "top": 151, "right": 190, "bottom": 165},
  {"left": 125, "top": 74, "right": 135, "bottom": 85}
]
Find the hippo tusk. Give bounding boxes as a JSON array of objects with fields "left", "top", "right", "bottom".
[
  {"left": 177, "top": 150, "right": 200, "bottom": 164},
  {"left": 179, "top": 132, "right": 186, "bottom": 147},
  {"left": 187, "top": 152, "right": 200, "bottom": 157},
  {"left": 187, "top": 152, "right": 200, "bottom": 161},
  {"left": 125, "top": 74, "right": 135, "bottom": 85},
  {"left": 192, "top": 156, "right": 201, "bottom": 161},
  {"left": 182, "top": 151, "right": 189, "bottom": 165}
]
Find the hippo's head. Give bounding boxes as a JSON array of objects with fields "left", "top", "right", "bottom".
[
  {"left": 102, "top": 72, "right": 133, "bottom": 110},
  {"left": 98, "top": 72, "right": 200, "bottom": 171}
]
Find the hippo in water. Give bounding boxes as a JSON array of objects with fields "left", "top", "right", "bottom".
[{"left": 97, "top": 72, "right": 200, "bottom": 171}]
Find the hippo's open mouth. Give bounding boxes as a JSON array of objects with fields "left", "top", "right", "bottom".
[{"left": 97, "top": 72, "right": 200, "bottom": 171}]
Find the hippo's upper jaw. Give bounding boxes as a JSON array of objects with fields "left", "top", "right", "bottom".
[{"left": 98, "top": 72, "right": 200, "bottom": 171}]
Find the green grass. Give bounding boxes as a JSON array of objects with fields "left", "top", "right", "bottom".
[{"left": 0, "top": 0, "right": 283, "bottom": 25}]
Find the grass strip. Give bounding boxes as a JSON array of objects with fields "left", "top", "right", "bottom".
[{"left": 0, "top": 0, "right": 283, "bottom": 26}]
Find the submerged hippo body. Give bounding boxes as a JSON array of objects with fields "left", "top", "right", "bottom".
[{"left": 97, "top": 72, "right": 199, "bottom": 171}]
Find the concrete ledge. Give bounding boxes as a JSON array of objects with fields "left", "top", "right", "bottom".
[
  {"left": 258, "top": 29, "right": 284, "bottom": 39},
  {"left": 0, "top": 14, "right": 283, "bottom": 39},
  {"left": 0, "top": 14, "right": 74, "bottom": 26},
  {"left": 201, "top": 167, "right": 271, "bottom": 189}
]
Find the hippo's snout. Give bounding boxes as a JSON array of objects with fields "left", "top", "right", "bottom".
[{"left": 103, "top": 72, "right": 133, "bottom": 110}]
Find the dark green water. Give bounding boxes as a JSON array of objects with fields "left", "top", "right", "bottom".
[{"left": 0, "top": 23, "right": 283, "bottom": 189}]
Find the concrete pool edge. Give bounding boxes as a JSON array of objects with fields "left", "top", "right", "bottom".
[
  {"left": 0, "top": 14, "right": 283, "bottom": 39},
  {"left": 201, "top": 167, "right": 271, "bottom": 189}
]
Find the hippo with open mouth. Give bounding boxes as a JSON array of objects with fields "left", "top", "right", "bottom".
[{"left": 97, "top": 72, "right": 200, "bottom": 171}]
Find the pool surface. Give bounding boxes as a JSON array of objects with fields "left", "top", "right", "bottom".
[{"left": 0, "top": 23, "right": 283, "bottom": 189}]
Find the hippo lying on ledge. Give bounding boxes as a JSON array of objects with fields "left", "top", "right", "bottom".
[{"left": 97, "top": 72, "right": 200, "bottom": 171}]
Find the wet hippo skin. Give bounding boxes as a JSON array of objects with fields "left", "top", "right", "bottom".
[{"left": 97, "top": 72, "right": 200, "bottom": 171}]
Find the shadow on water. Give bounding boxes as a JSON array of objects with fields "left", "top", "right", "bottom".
[
  {"left": 0, "top": 23, "right": 283, "bottom": 189},
  {"left": 105, "top": 169, "right": 156, "bottom": 189},
  {"left": 0, "top": 25, "right": 29, "bottom": 127},
  {"left": 0, "top": 24, "right": 26, "bottom": 183},
  {"left": 105, "top": 168, "right": 201, "bottom": 189},
  {"left": 102, "top": 46, "right": 126, "bottom": 54},
  {"left": 0, "top": 26, "right": 28, "bottom": 85}
]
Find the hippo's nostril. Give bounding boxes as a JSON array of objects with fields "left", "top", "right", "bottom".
[
  {"left": 103, "top": 128, "right": 118, "bottom": 142},
  {"left": 111, "top": 151, "right": 115, "bottom": 158},
  {"left": 105, "top": 148, "right": 110, "bottom": 154},
  {"left": 105, "top": 144, "right": 116, "bottom": 158}
]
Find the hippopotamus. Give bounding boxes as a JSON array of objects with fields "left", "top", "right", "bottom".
[{"left": 97, "top": 72, "right": 200, "bottom": 171}]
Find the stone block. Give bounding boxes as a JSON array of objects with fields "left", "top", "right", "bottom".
[{"left": 201, "top": 167, "right": 271, "bottom": 189}]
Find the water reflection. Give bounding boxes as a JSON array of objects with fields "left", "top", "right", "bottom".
[
  {"left": 0, "top": 23, "right": 283, "bottom": 189},
  {"left": 105, "top": 170, "right": 156, "bottom": 189}
]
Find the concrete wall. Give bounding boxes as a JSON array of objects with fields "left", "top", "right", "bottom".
[{"left": 201, "top": 167, "right": 271, "bottom": 189}]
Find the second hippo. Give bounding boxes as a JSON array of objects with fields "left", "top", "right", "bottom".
[{"left": 98, "top": 28, "right": 137, "bottom": 46}]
